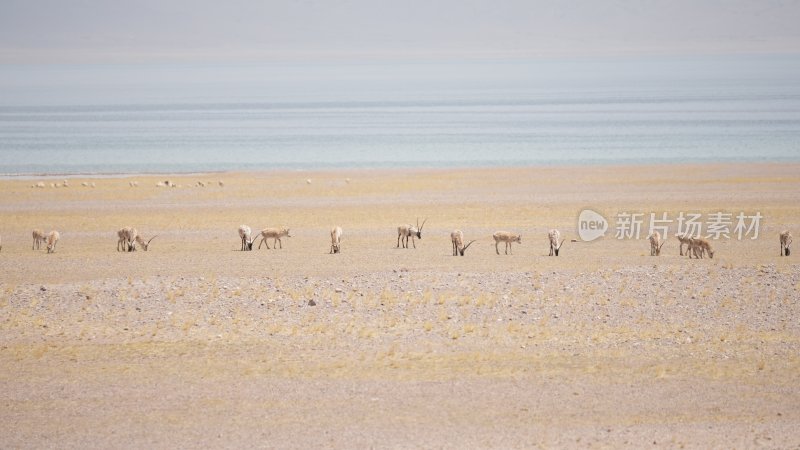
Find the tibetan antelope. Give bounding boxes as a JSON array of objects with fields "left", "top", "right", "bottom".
[
  {"left": 46, "top": 230, "right": 60, "bottom": 253},
  {"left": 648, "top": 231, "right": 665, "bottom": 256},
  {"left": 688, "top": 237, "right": 714, "bottom": 259},
  {"left": 780, "top": 230, "right": 792, "bottom": 256},
  {"left": 238, "top": 225, "right": 255, "bottom": 251},
  {"left": 330, "top": 226, "right": 343, "bottom": 254},
  {"left": 32, "top": 229, "right": 46, "bottom": 250},
  {"left": 397, "top": 218, "right": 427, "bottom": 249},
  {"left": 134, "top": 234, "right": 157, "bottom": 251},
  {"left": 450, "top": 230, "right": 476, "bottom": 256},
  {"left": 548, "top": 229, "right": 565, "bottom": 256},
  {"left": 258, "top": 227, "right": 291, "bottom": 249},
  {"left": 493, "top": 231, "right": 521, "bottom": 255},
  {"left": 116, "top": 227, "right": 141, "bottom": 252}
]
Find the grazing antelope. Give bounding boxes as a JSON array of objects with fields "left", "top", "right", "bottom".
[
  {"left": 397, "top": 218, "right": 427, "bottom": 249},
  {"left": 238, "top": 225, "right": 255, "bottom": 251},
  {"left": 548, "top": 229, "right": 565, "bottom": 256},
  {"left": 688, "top": 237, "right": 714, "bottom": 259},
  {"left": 134, "top": 234, "right": 157, "bottom": 251},
  {"left": 32, "top": 229, "right": 46, "bottom": 250},
  {"left": 46, "top": 230, "right": 60, "bottom": 253},
  {"left": 330, "top": 226, "right": 343, "bottom": 254},
  {"left": 493, "top": 231, "right": 521, "bottom": 255},
  {"left": 780, "top": 230, "right": 792, "bottom": 256},
  {"left": 676, "top": 233, "right": 694, "bottom": 256},
  {"left": 258, "top": 227, "right": 291, "bottom": 249},
  {"left": 450, "top": 229, "right": 475, "bottom": 256},
  {"left": 648, "top": 231, "right": 665, "bottom": 256}
]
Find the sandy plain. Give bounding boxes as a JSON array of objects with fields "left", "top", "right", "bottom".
[{"left": 1, "top": 163, "right": 799, "bottom": 449}]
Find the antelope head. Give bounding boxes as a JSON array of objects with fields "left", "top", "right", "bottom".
[
  {"left": 141, "top": 235, "right": 157, "bottom": 251},
  {"left": 458, "top": 240, "right": 476, "bottom": 256},
  {"left": 414, "top": 218, "right": 427, "bottom": 239}
]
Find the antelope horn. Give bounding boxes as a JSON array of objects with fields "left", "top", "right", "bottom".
[
  {"left": 147, "top": 235, "right": 158, "bottom": 245},
  {"left": 462, "top": 240, "right": 476, "bottom": 252},
  {"left": 419, "top": 218, "right": 427, "bottom": 231},
  {"left": 557, "top": 239, "right": 566, "bottom": 250},
  {"left": 658, "top": 240, "right": 666, "bottom": 251}
]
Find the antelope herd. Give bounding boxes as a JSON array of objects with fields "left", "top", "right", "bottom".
[{"left": 0, "top": 225, "right": 794, "bottom": 259}]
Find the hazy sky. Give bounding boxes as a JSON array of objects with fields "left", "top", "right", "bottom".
[{"left": 1, "top": 0, "right": 799, "bottom": 62}]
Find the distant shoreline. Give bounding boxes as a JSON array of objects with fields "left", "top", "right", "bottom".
[{"left": 2, "top": 157, "right": 798, "bottom": 179}]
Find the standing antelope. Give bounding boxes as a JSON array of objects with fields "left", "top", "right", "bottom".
[
  {"left": 258, "top": 227, "right": 291, "bottom": 249},
  {"left": 397, "top": 218, "right": 426, "bottom": 249},
  {"left": 676, "top": 233, "right": 693, "bottom": 256},
  {"left": 648, "top": 231, "right": 665, "bottom": 256},
  {"left": 548, "top": 229, "right": 565, "bottom": 256},
  {"left": 493, "top": 231, "right": 521, "bottom": 255},
  {"left": 780, "top": 230, "right": 792, "bottom": 256},
  {"left": 134, "top": 234, "right": 157, "bottom": 251},
  {"left": 46, "top": 230, "right": 60, "bottom": 253},
  {"left": 450, "top": 229, "right": 475, "bottom": 256},
  {"left": 238, "top": 225, "right": 255, "bottom": 251},
  {"left": 330, "top": 226, "right": 343, "bottom": 254},
  {"left": 688, "top": 237, "right": 714, "bottom": 259},
  {"left": 32, "top": 229, "right": 46, "bottom": 250}
]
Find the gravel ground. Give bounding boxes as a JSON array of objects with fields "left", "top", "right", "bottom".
[{"left": 1, "top": 164, "right": 799, "bottom": 448}]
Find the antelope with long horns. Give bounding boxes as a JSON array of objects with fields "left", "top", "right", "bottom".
[
  {"left": 450, "top": 230, "right": 476, "bottom": 256},
  {"left": 397, "top": 218, "right": 427, "bottom": 249}
]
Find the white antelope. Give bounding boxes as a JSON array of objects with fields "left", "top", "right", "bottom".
[
  {"left": 548, "top": 229, "right": 565, "bottom": 256},
  {"left": 648, "top": 231, "right": 665, "bottom": 256},
  {"left": 780, "top": 230, "right": 792, "bottom": 256},
  {"left": 493, "top": 231, "right": 521, "bottom": 255},
  {"left": 32, "top": 229, "right": 46, "bottom": 250},
  {"left": 450, "top": 229, "right": 476, "bottom": 256},
  {"left": 688, "top": 237, "right": 714, "bottom": 259},
  {"left": 397, "top": 218, "right": 427, "bottom": 249},
  {"left": 258, "top": 227, "right": 292, "bottom": 249},
  {"left": 134, "top": 234, "right": 157, "bottom": 251},
  {"left": 46, "top": 230, "right": 60, "bottom": 254},
  {"left": 330, "top": 226, "right": 343, "bottom": 254},
  {"left": 238, "top": 225, "right": 255, "bottom": 251}
]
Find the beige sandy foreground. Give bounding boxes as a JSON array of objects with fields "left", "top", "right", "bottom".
[{"left": 1, "top": 163, "right": 799, "bottom": 448}]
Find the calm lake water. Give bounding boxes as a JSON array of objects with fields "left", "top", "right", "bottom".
[{"left": 1, "top": 55, "right": 799, "bottom": 174}]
